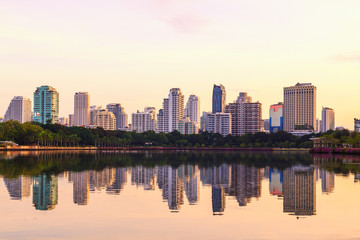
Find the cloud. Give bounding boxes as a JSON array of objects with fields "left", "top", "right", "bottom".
[
  {"left": 164, "top": 15, "right": 211, "bottom": 34},
  {"left": 330, "top": 54, "right": 360, "bottom": 62}
]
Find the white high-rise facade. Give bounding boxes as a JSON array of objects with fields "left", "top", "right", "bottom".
[
  {"left": 132, "top": 107, "right": 157, "bottom": 133},
  {"left": 321, "top": 107, "right": 335, "bottom": 132},
  {"left": 207, "top": 113, "right": 232, "bottom": 136},
  {"left": 168, "top": 88, "right": 184, "bottom": 132},
  {"left": 74, "top": 92, "right": 90, "bottom": 126},
  {"left": 157, "top": 89, "right": 184, "bottom": 133},
  {"left": 4, "top": 96, "right": 32, "bottom": 123},
  {"left": 184, "top": 95, "right": 200, "bottom": 126},
  {"left": 90, "top": 105, "right": 102, "bottom": 125}
]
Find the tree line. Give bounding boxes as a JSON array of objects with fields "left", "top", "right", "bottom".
[{"left": 0, "top": 120, "right": 318, "bottom": 148}]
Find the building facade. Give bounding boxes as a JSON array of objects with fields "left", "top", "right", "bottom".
[
  {"left": 225, "top": 92, "right": 262, "bottom": 136},
  {"left": 283, "top": 83, "right": 316, "bottom": 131},
  {"left": 269, "top": 102, "right": 283, "bottom": 133},
  {"left": 184, "top": 95, "right": 200, "bottom": 125},
  {"left": 212, "top": 84, "right": 226, "bottom": 113},
  {"left": 90, "top": 105, "right": 102, "bottom": 125},
  {"left": 207, "top": 113, "right": 231, "bottom": 136},
  {"left": 106, "top": 103, "right": 128, "bottom": 130},
  {"left": 94, "top": 109, "right": 116, "bottom": 130},
  {"left": 200, "top": 111, "right": 211, "bottom": 132},
  {"left": 3, "top": 96, "right": 32, "bottom": 123},
  {"left": 355, "top": 118, "right": 360, "bottom": 132},
  {"left": 321, "top": 107, "right": 335, "bottom": 132},
  {"left": 178, "top": 117, "right": 198, "bottom": 135},
  {"left": 74, "top": 92, "right": 90, "bottom": 126},
  {"left": 132, "top": 107, "right": 157, "bottom": 133},
  {"left": 157, "top": 89, "right": 184, "bottom": 133},
  {"left": 33, "top": 86, "right": 59, "bottom": 124}
]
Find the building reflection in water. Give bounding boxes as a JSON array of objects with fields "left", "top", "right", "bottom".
[
  {"left": 283, "top": 166, "right": 316, "bottom": 216},
  {"left": 131, "top": 166, "right": 156, "bottom": 191},
  {"left": 32, "top": 174, "right": 58, "bottom": 211},
  {"left": 72, "top": 171, "right": 90, "bottom": 205},
  {"left": 320, "top": 170, "right": 334, "bottom": 194},
  {"left": 4, "top": 176, "right": 31, "bottom": 200},
  {"left": 90, "top": 168, "right": 115, "bottom": 192},
  {"left": 269, "top": 168, "right": 283, "bottom": 197},
  {"left": 184, "top": 165, "right": 200, "bottom": 205},
  {"left": 106, "top": 168, "right": 128, "bottom": 195}
]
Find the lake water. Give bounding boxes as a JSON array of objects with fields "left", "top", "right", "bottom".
[{"left": 0, "top": 151, "right": 360, "bottom": 240}]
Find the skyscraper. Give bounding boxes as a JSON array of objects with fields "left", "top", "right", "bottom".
[
  {"left": 74, "top": 92, "right": 90, "bottom": 126},
  {"left": 90, "top": 105, "right": 102, "bottom": 125},
  {"left": 212, "top": 84, "right": 226, "bottom": 113},
  {"left": 33, "top": 85, "right": 59, "bottom": 124},
  {"left": 225, "top": 92, "right": 262, "bottom": 136},
  {"left": 321, "top": 107, "right": 335, "bottom": 132},
  {"left": 132, "top": 107, "right": 157, "bottom": 133},
  {"left": 184, "top": 95, "right": 200, "bottom": 125},
  {"left": 283, "top": 83, "right": 316, "bottom": 131},
  {"left": 106, "top": 103, "right": 128, "bottom": 130},
  {"left": 157, "top": 89, "right": 184, "bottom": 133},
  {"left": 269, "top": 102, "right": 283, "bottom": 133},
  {"left": 3, "top": 96, "right": 32, "bottom": 123}
]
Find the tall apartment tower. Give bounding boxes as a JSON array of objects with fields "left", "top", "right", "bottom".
[
  {"left": 184, "top": 95, "right": 200, "bottom": 125},
  {"left": 224, "top": 92, "right": 262, "bottom": 136},
  {"left": 269, "top": 102, "right": 284, "bottom": 133},
  {"left": 33, "top": 85, "right": 59, "bottom": 124},
  {"left": 106, "top": 103, "right": 128, "bottom": 130},
  {"left": 132, "top": 107, "right": 157, "bottom": 133},
  {"left": 3, "top": 96, "right": 32, "bottom": 123},
  {"left": 283, "top": 83, "right": 316, "bottom": 131},
  {"left": 321, "top": 107, "right": 335, "bottom": 132},
  {"left": 157, "top": 88, "right": 184, "bottom": 133},
  {"left": 74, "top": 92, "right": 90, "bottom": 126},
  {"left": 212, "top": 84, "right": 226, "bottom": 113}
]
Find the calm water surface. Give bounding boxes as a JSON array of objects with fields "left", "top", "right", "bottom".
[{"left": 0, "top": 151, "right": 360, "bottom": 240}]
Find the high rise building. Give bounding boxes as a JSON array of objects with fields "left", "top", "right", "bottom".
[
  {"left": 157, "top": 89, "right": 184, "bottom": 133},
  {"left": 269, "top": 102, "right": 283, "bottom": 133},
  {"left": 33, "top": 86, "right": 59, "bottom": 124},
  {"left": 355, "top": 119, "right": 360, "bottom": 132},
  {"left": 283, "top": 83, "right": 316, "bottom": 131},
  {"left": 225, "top": 92, "right": 262, "bottom": 136},
  {"left": 184, "top": 95, "right": 200, "bottom": 125},
  {"left": 132, "top": 107, "right": 156, "bottom": 133},
  {"left": 74, "top": 92, "right": 90, "bottom": 126},
  {"left": 32, "top": 174, "right": 58, "bottom": 211},
  {"left": 178, "top": 117, "right": 198, "bottom": 135},
  {"left": 157, "top": 99, "right": 169, "bottom": 133},
  {"left": 3, "top": 96, "right": 32, "bottom": 123},
  {"left": 212, "top": 84, "right": 226, "bottom": 113},
  {"left": 68, "top": 114, "right": 74, "bottom": 127},
  {"left": 94, "top": 109, "right": 116, "bottom": 130},
  {"left": 207, "top": 113, "right": 231, "bottom": 136},
  {"left": 106, "top": 103, "right": 128, "bottom": 130},
  {"left": 90, "top": 105, "right": 102, "bottom": 125},
  {"left": 321, "top": 107, "right": 335, "bottom": 132},
  {"left": 200, "top": 111, "right": 211, "bottom": 132},
  {"left": 58, "top": 117, "right": 69, "bottom": 126}
]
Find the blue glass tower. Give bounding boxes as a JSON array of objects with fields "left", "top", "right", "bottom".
[{"left": 212, "top": 84, "right": 226, "bottom": 113}]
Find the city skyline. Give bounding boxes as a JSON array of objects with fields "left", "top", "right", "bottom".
[{"left": 1, "top": 1, "right": 359, "bottom": 129}]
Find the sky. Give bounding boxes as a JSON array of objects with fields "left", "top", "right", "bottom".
[{"left": 1, "top": 0, "right": 360, "bottom": 129}]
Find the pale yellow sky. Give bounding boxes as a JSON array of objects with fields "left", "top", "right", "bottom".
[{"left": 1, "top": 0, "right": 360, "bottom": 129}]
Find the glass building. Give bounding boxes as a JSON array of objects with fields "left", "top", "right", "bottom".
[
  {"left": 212, "top": 84, "right": 226, "bottom": 113},
  {"left": 33, "top": 85, "right": 59, "bottom": 124}
]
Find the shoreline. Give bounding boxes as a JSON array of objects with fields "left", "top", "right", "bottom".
[{"left": 0, "top": 146, "right": 311, "bottom": 152}]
